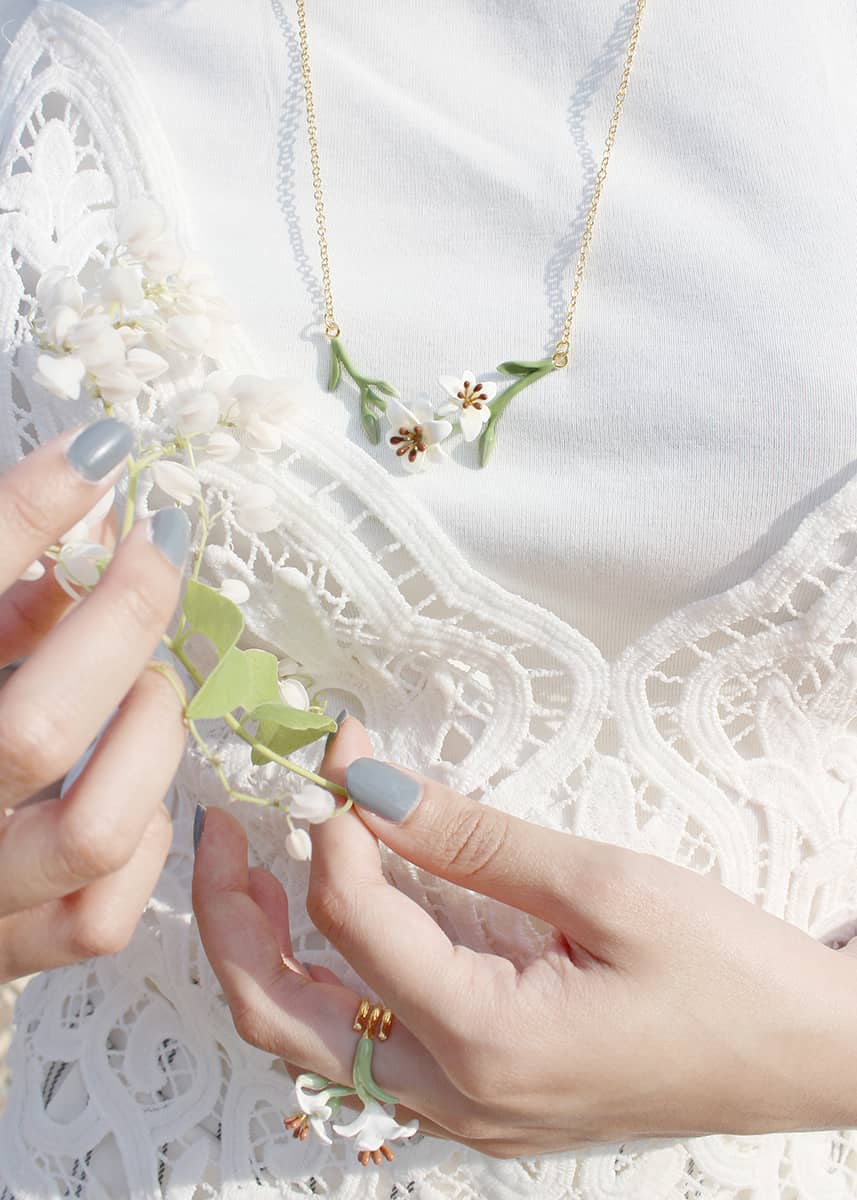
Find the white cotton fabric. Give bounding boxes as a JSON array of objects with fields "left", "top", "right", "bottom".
[{"left": 0, "top": 2, "right": 857, "bottom": 1198}]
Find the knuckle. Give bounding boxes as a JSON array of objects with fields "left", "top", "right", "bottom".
[
  {"left": 584, "top": 846, "right": 668, "bottom": 935},
  {"left": 53, "top": 806, "right": 134, "bottom": 885},
  {"left": 109, "top": 565, "right": 173, "bottom": 636},
  {"left": 306, "top": 879, "right": 352, "bottom": 945},
  {"left": 3, "top": 478, "right": 57, "bottom": 547},
  {"left": 441, "top": 806, "right": 511, "bottom": 880},
  {"left": 452, "top": 1112, "right": 498, "bottom": 1141},
  {"left": 231, "top": 997, "right": 274, "bottom": 1051},
  {"left": 0, "top": 699, "right": 72, "bottom": 789},
  {"left": 66, "top": 907, "right": 136, "bottom": 960}
]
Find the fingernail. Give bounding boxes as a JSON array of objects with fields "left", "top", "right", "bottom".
[
  {"left": 149, "top": 507, "right": 191, "bottom": 568},
  {"left": 67, "top": 418, "right": 134, "bottom": 482},
  {"left": 193, "top": 803, "right": 207, "bottom": 854},
  {"left": 344, "top": 758, "right": 422, "bottom": 823},
  {"left": 324, "top": 707, "right": 349, "bottom": 751}
]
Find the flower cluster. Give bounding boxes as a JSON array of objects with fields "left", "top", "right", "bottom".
[
  {"left": 22, "top": 197, "right": 350, "bottom": 858},
  {"left": 384, "top": 372, "right": 497, "bottom": 473},
  {"left": 287, "top": 1074, "right": 418, "bottom": 1166}
]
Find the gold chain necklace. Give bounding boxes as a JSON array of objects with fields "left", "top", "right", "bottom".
[{"left": 295, "top": 1, "right": 647, "bottom": 469}]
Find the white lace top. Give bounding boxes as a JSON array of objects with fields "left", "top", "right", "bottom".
[{"left": 1, "top": 3, "right": 857, "bottom": 1198}]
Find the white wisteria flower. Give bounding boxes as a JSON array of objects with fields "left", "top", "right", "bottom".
[
  {"left": 229, "top": 375, "right": 303, "bottom": 454},
  {"left": 151, "top": 460, "right": 202, "bottom": 506},
  {"left": 203, "top": 428, "right": 241, "bottom": 462},
  {"left": 285, "top": 827, "right": 313, "bottom": 861},
  {"left": 54, "top": 541, "right": 108, "bottom": 600},
  {"left": 436, "top": 371, "right": 496, "bottom": 442},
  {"left": 332, "top": 1100, "right": 419, "bottom": 1154},
  {"left": 234, "top": 483, "right": 278, "bottom": 533},
  {"left": 32, "top": 353, "right": 86, "bottom": 401},
  {"left": 289, "top": 784, "right": 336, "bottom": 824},
  {"left": 385, "top": 397, "right": 452, "bottom": 472},
  {"left": 177, "top": 389, "right": 220, "bottom": 436},
  {"left": 116, "top": 195, "right": 168, "bottom": 258},
  {"left": 218, "top": 578, "right": 250, "bottom": 605}
]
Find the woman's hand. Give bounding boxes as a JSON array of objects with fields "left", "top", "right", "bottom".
[
  {"left": 0, "top": 419, "right": 189, "bottom": 982},
  {"left": 193, "top": 713, "right": 857, "bottom": 1157}
]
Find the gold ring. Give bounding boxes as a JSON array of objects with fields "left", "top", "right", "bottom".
[{"left": 352, "top": 995, "right": 394, "bottom": 1041}]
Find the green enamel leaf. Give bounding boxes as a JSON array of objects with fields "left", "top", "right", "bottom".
[
  {"left": 182, "top": 579, "right": 243, "bottom": 657},
  {"left": 327, "top": 348, "right": 342, "bottom": 392},
  {"left": 479, "top": 419, "right": 498, "bottom": 467},
  {"left": 186, "top": 646, "right": 280, "bottom": 720},
  {"left": 364, "top": 387, "right": 387, "bottom": 413},
  {"left": 371, "top": 379, "right": 399, "bottom": 399},
  {"left": 360, "top": 406, "right": 381, "bottom": 444},
  {"left": 496, "top": 358, "right": 554, "bottom": 376}
]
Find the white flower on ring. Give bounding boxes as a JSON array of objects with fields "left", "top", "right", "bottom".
[
  {"left": 287, "top": 1078, "right": 335, "bottom": 1144},
  {"left": 151, "top": 460, "right": 201, "bottom": 506},
  {"left": 385, "top": 397, "right": 452, "bottom": 472},
  {"left": 436, "top": 371, "right": 496, "bottom": 442},
  {"left": 332, "top": 1099, "right": 419, "bottom": 1155},
  {"left": 234, "top": 483, "right": 278, "bottom": 533}
]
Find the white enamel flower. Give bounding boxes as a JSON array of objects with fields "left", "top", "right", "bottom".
[
  {"left": 289, "top": 784, "right": 336, "bottom": 824},
  {"left": 54, "top": 541, "right": 108, "bottom": 600},
  {"left": 285, "top": 827, "right": 313, "bottom": 861},
  {"left": 332, "top": 1099, "right": 419, "bottom": 1155},
  {"left": 151, "top": 460, "right": 201, "bottom": 505},
  {"left": 32, "top": 353, "right": 86, "bottom": 401},
  {"left": 385, "top": 397, "right": 452, "bottom": 472},
  {"left": 436, "top": 371, "right": 496, "bottom": 442},
  {"left": 287, "top": 1079, "right": 335, "bottom": 1144},
  {"left": 234, "top": 483, "right": 278, "bottom": 533}
]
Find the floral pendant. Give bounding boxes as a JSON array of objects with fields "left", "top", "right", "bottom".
[{"left": 326, "top": 336, "right": 556, "bottom": 470}]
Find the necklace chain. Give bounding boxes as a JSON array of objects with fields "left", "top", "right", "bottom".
[
  {"left": 297, "top": 0, "right": 643, "bottom": 367},
  {"left": 294, "top": 0, "right": 646, "bottom": 369}
]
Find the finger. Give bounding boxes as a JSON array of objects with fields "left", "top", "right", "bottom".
[
  {"left": 0, "top": 802, "right": 172, "bottom": 982},
  {"left": 308, "top": 715, "right": 480, "bottom": 1047},
  {"left": 0, "top": 418, "right": 133, "bottom": 592},
  {"left": 342, "top": 728, "right": 619, "bottom": 952},
  {"left": 0, "top": 654, "right": 185, "bottom": 915},
  {"left": 193, "top": 806, "right": 454, "bottom": 1115},
  {"left": 247, "top": 866, "right": 309, "bottom": 977},
  {"left": 0, "top": 491, "right": 119, "bottom": 666},
  {"left": 0, "top": 508, "right": 189, "bottom": 806}
]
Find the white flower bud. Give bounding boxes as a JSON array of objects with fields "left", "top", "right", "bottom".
[
  {"left": 117, "top": 197, "right": 167, "bottom": 257},
  {"left": 19, "top": 559, "right": 45, "bottom": 582},
  {"left": 101, "top": 266, "right": 145, "bottom": 312},
  {"left": 68, "top": 315, "right": 127, "bottom": 372},
  {"left": 97, "top": 368, "right": 143, "bottom": 407},
  {"left": 44, "top": 304, "right": 81, "bottom": 346},
  {"left": 125, "top": 347, "right": 170, "bottom": 381},
  {"left": 278, "top": 677, "right": 310, "bottom": 710},
  {"left": 289, "top": 785, "right": 336, "bottom": 825},
  {"left": 32, "top": 353, "right": 86, "bottom": 400},
  {"left": 151, "top": 460, "right": 201, "bottom": 506},
  {"left": 204, "top": 430, "right": 240, "bottom": 462},
  {"left": 54, "top": 541, "right": 108, "bottom": 600},
  {"left": 219, "top": 579, "right": 250, "bottom": 605},
  {"left": 177, "top": 390, "right": 219, "bottom": 435},
  {"left": 285, "top": 828, "right": 313, "bottom": 861}
]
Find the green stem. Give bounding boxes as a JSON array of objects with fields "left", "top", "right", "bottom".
[
  {"left": 352, "top": 1035, "right": 399, "bottom": 1106},
  {"left": 163, "top": 636, "right": 350, "bottom": 800},
  {"left": 479, "top": 358, "right": 556, "bottom": 466},
  {"left": 328, "top": 337, "right": 398, "bottom": 445}
]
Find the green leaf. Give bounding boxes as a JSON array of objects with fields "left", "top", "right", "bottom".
[
  {"left": 182, "top": 579, "right": 243, "bottom": 658},
  {"left": 479, "top": 419, "right": 498, "bottom": 467},
  {"left": 364, "top": 387, "right": 387, "bottom": 413},
  {"left": 250, "top": 705, "right": 336, "bottom": 765},
  {"left": 371, "top": 379, "right": 400, "bottom": 399},
  {"left": 186, "top": 646, "right": 280, "bottom": 720},
  {"left": 360, "top": 406, "right": 381, "bottom": 444},
  {"left": 327, "top": 347, "right": 342, "bottom": 392},
  {"left": 496, "top": 358, "right": 554, "bottom": 376}
]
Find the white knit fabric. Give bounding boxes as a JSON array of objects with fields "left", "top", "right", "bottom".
[{"left": 0, "top": 3, "right": 857, "bottom": 1198}]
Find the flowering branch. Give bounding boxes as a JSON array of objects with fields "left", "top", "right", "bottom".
[{"left": 327, "top": 336, "right": 399, "bottom": 444}]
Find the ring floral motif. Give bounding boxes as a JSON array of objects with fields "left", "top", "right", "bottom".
[{"left": 284, "top": 996, "right": 419, "bottom": 1165}]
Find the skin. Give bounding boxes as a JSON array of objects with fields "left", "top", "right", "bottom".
[
  {"left": 0, "top": 427, "right": 186, "bottom": 982},
  {"left": 194, "top": 715, "right": 857, "bottom": 1158}
]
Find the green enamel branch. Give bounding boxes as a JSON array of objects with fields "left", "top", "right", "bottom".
[
  {"left": 478, "top": 356, "right": 556, "bottom": 467},
  {"left": 327, "top": 337, "right": 399, "bottom": 445},
  {"left": 352, "top": 1034, "right": 399, "bottom": 1106}
]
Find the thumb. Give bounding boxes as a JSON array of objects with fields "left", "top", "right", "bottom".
[{"left": 342, "top": 744, "right": 621, "bottom": 953}]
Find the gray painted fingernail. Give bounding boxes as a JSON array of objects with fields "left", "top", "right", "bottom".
[
  {"left": 193, "top": 803, "right": 206, "bottom": 854},
  {"left": 149, "top": 508, "right": 190, "bottom": 568},
  {"left": 324, "top": 707, "right": 349, "bottom": 750},
  {"left": 344, "top": 757, "right": 422, "bottom": 823},
  {"left": 67, "top": 418, "right": 134, "bottom": 481}
]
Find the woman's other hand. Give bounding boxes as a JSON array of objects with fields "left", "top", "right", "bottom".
[
  {"left": 0, "top": 419, "right": 188, "bottom": 981},
  {"left": 193, "top": 712, "right": 857, "bottom": 1157}
]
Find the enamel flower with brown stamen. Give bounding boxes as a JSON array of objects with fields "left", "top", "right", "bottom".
[
  {"left": 385, "top": 397, "right": 452, "bottom": 472},
  {"left": 437, "top": 371, "right": 497, "bottom": 441}
]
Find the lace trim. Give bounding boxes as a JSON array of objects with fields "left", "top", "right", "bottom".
[{"left": 1, "top": 5, "right": 856, "bottom": 1197}]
